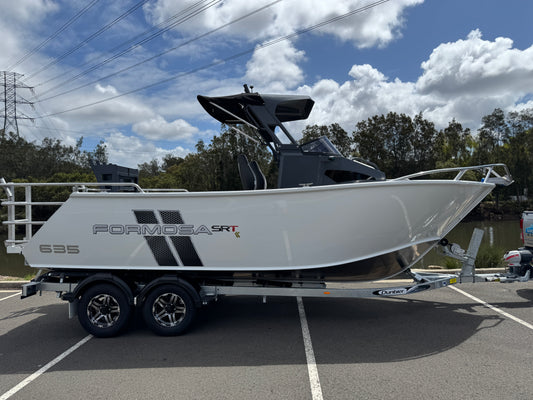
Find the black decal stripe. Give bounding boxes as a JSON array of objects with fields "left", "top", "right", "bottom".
[
  {"left": 134, "top": 210, "right": 158, "bottom": 224},
  {"left": 133, "top": 210, "right": 180, "bottom": 266},
  {"left": 145, "top": 236, "right": 179, "bottom": 266},
  {"left": 159, "top": 210, "right": 184, "bottom": 224},
  {"left": 170, "top": 236, "right": 203, "bottom": 266},
  {"left": 160, "top": 210, "right": 203, "bottom": 267}
]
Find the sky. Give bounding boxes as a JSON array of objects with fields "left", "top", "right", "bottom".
[{"left": 1, "top": 0, "right": 532, "bottom": 168}]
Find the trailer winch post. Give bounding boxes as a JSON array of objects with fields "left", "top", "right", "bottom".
[
  {"left": 440, "top": 228, "right": 484, "bottom": 283},
  {"left": 460, "top": 228, "right": 484, "bottom": 282}
]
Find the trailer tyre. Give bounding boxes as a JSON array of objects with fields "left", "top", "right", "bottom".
[
  {"left": 78, "top": 284, "right": 131, "bottom": 338},
  {"left": 142, "top": 284, "right": 196, "bottom": 336}
]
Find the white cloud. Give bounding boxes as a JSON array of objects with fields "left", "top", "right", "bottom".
[
  {"left": 4, "top": 0, "right": 58, "bottom": 21},
  {"left": 417, "top": 30, "right": 533, "bottom": 97},
  {"left": 132, "top": 115, "right": 199, "bottom": 141},
  {"left": 47, "top": 85, "right": 156, "bottom": 127},
  {"left": 104, "top": 131, "right": 192, "bottom": 167},
  {"left": 95, "top": 84, "right": 118, "bottom": 95},
  {"left": 4, "top": 1, "right": 532, "bottom": 172},
  {"left": 0, "top": 0, "right": 59, "bottom": 67},
  {"left": 144, "top": 0, "right": 423, "bottom": 48},
  {"left": 244, "top": 41, "right": 305, "bottom": 92},
  {"left": 293, "top": 30, "right": 533, "bottom": 134},
  {"left": 293, "top": 65, "right": 422, "bottom": 136}
]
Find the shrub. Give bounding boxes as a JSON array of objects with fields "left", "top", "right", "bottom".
[{"left": 475, "top": 245, "right": 505, "bottom": 268}]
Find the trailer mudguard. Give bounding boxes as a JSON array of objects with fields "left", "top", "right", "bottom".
[
  {"left": 62, "top": 273, "right": 134, "bottom": 304},
  {"left": 136, "top": 275, "right": 202, "bottom": 307}
]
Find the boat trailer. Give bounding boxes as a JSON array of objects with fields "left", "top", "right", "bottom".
[{"left": 21, "top": 227, "right": 530, "bottom": 308}]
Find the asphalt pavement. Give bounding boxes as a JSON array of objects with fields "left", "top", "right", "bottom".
[{"left": 1, "top": 281, "right": 532, "bottom": 400}]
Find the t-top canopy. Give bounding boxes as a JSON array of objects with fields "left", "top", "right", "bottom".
[{"left": 197, "top": 92, "right": 315, "bottom": 125}]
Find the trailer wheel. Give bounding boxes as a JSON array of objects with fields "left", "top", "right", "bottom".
[
  {"left": 142, "top": 284, "right": 196, "bottom": 336},
  {"left": 78, "top": 284, "right": 131, "bottom": 338}
]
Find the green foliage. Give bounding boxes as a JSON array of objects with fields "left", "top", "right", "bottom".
[
  {"left": 475, "top": 245, "right": 505, "bottom": 268},
  {"left": 301, "top": 123, "right": 352, "bottom": 156},
  {"left": 434, "top": 119, "right": 473, "bottom": 168},
  {"left": 352, "top": 112, "right": 438, "bottom": 177},
  {"left": 0, "top": 131, "right": 108, "bottom": 180},
  {"left": 3, "top": 107, "right": 533, "bottom": 200},
  {"left": 443, "top": 245, "right": 504, "bottom": 270},
  {"left": 443, "top": 257, "right": 462, "bottom": 269},
  {"left": 0, "top": 132, "right": 107, "bottom": 235},
  {"left": 138, "top": 125, "right": 274, "bottom": 191},
  {"left": 136, "top": 107, "right": 533, "bottom": 195}
]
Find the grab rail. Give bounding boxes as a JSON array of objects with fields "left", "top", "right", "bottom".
[
  {"left": 0, "top": 180, "right": 145, "bottom": 254},
  {"left": 394, "top": 163, "right": 513, "bottom": 186}
]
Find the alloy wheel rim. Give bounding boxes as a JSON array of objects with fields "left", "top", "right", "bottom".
[
  {"left": 87, "top": 294, "right": 121, "bottom": 328},
  {"left": 152, "top": 293, "right": 186, "bottom": 327}
]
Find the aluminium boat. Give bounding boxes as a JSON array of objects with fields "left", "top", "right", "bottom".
[{"left": 4, "top": 86, "right": 512, "bottom": 283}]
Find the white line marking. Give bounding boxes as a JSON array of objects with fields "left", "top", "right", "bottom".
[
  {"left": 0, "top": 292, "right": 20, "bottom": 302},
  {"left": 450, "top": 286, "right": 533, "bottom": 331},
  {"left": 297, "top": 297, "right": 323, "bottom": 400},
  {"left": 0, "top": 335, "right": 93, "bottom": 400}
]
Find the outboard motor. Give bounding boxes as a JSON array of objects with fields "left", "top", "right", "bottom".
[{"left": 504, "top": 249, "right": 533, "bottom": 276}]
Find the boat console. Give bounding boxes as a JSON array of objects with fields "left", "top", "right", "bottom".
[{"left": 197, "top": 85, "right": 385, "bottom": 188}]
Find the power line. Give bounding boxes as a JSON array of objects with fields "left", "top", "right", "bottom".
[
  {"left": 36, "top": 0, "right": 391, "bottom": 118},
  {"left": 5, "top": 0, "right": 101, "bottom": 71},
  {"left": 38, "top": 0, "right": 282, "bottom": 102},
  {"left": 18, "top": 123, "right": 95, "bottom": 136},
  {"left": 34, "top": 0, "right": 215, "bottom": 89},
  {"left": 26, "top": 0, "right": 151, "bottom": 80},
  {"left": 35, "top": 0, "right": 222, "bottom": 95}
]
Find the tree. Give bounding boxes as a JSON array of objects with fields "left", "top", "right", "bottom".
[
  {"left": 138, "top": 159, "right": 161, "bottom": 178},
  {"left": 161, "top": 154, "right": 183, "bottom": 171},
  {"left": 473, "top": 108, "right": 508, "bottom": 164},
  {"left": 138, "top": 125, "right": 274, "bottom": 191},
  {"left": 352, "top": 112, "right": 438, "bottom": 178},
  {"left": 434, "top": 119, "right": 473, "bottom": 168},
  {"left": 300, "top": 123, "right": 352, "bottom": 156},
  {"left": 87, "top": 140, "right": 108, "bottom": 166},
  {"left": 412, "top": 113, "right": 438, "bottom": 172},
  {"left": 502, "top": 109, "right": 533, "bottom": 199},
  {"left": 0, "top": 133, "right": 108, "bottom": 180}
]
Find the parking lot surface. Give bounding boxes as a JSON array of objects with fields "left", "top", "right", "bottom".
[{"left": 1, "top": 282, "right": 532, "bottom": 400}]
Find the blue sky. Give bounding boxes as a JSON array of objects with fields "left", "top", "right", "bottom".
[{"left": 1, "top": 0, "right": 532, "bottom": 167}]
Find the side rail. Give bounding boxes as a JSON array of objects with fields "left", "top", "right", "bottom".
[
  {"left": 394, "top": 163, "right": 513, "bottom": 186},
  {"left": 0, "top": 179, "right": 144, "bottom": 254},
  {"left": 199, "top": 273, "right": 458, "bottom": 302}
]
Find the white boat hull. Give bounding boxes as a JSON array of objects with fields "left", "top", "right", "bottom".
[{"left": 21, "top": 179, "right": 494, "bottom": 281}]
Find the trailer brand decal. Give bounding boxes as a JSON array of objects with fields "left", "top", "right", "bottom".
[{"left": 374, "top": 288, "right": 408, "bottom": 296}]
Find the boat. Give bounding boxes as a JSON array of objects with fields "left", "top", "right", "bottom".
[{"left": 3, "top": 86, "right": 513, "bottom": 283}]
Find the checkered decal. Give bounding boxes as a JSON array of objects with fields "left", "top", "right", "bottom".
[{"left": 133, "top": 210, "right": 203, "bottom": 267}]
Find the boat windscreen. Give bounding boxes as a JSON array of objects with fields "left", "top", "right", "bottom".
[
  {"left": 300, "top": 137, "right": 342, "bottom": 156},
  {"left": 272, "top": 97, "right": 315, "bottom": 122}
]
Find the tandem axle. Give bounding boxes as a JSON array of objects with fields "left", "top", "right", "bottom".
[{"left": 19, "top": 227, "right": 530, "bottom": 338}]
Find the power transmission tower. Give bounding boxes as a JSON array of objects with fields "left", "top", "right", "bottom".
[{"left": 1, "top": 71, "right": 34, "bottom": 136}]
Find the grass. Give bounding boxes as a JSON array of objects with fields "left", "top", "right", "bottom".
[{"left": 475, "top": 245, "right": 505, "bottom": 268}]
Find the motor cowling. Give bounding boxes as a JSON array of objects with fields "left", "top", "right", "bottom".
[{"left": 504, "top": 249, "right": 533, "bottom": 276}]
